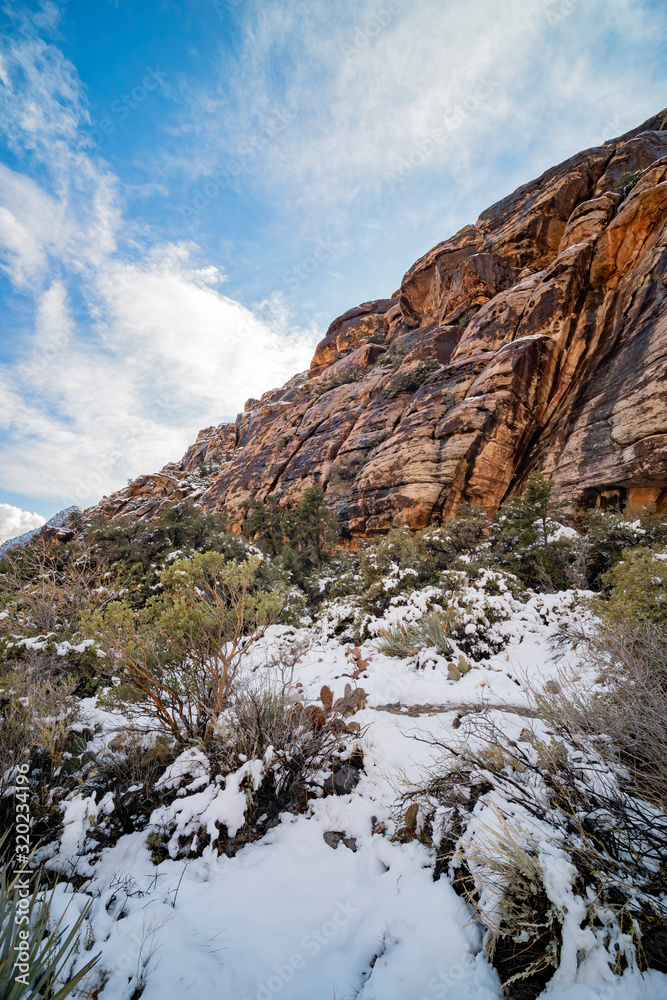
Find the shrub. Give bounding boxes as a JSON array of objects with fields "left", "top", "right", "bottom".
[
  {"left": 613, "top": 169, "right": 643, "bottom": 200},
  {"left": 600, "top": 546, "right": 667, "bottom": 624},
  {"left": 416, "top": 504, "right": 489, "bottom": 569},
  {"left": 282, "top": 486, "right": 339, "bottom": 573},
  {"left": 0, "top": 541, "right": 121, "bottom": 638},
  {"left": 382, "top": 359, "right": 441, "bottom": 399},
  {"left": 491, "top": 473, "right": 573, "bottom": 592},
  {"left": 148, "top": 678, "right": 363, "bottom": 859},
  {"left": 314, "top": 369, "right": 362, "bottom": 395},
  {"left": 84, "top": 552, "right": 290, "bottom": 744},
  {"left": 329, "top": 455, "right": 366, "bottom": 485},
  {"left": 404, "top": 711, "right": 667, "bottom": 996},
  {"left": 546, "top": 616, "right": 667, "bottom": 809},
  {"left": 373, "top": 338, "right": 408, "bottom": 370},
  {"left": 355, "top": 527, "right": 432, "bottom": 614},
  {"left": 0, "top": 654, "right": 78, "bottom": 803},
  {"left": 400, "top": 610, "right": 667, "bottom": 994},
  {"left": 375, "top": 608, "right": 456, "bottom": 658},
  {"left": 569, "top": 505, "right": 667, "bottom": 591},
  {"left": 83, "top": 500, "right": 242, "bottom": 603},
  {"left": 240, "top": 496, "right": 284, "bottom": 557}
]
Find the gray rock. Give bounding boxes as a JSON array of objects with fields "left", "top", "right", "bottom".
[
  {"left": 324, "top": 764, "right": 361, "bottom": 796},
  {"left": 322, "top": 831, "right": 357, "bottom": 852}
]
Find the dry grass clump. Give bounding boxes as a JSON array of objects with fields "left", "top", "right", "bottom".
[
  {"left": 398, "top": 630, "right": 667, "bottom": 999},
  {"left": 0, "top": 652, "right": 78, "bottom": 799},
  {"left": 547, "top": 617, "right": 667, "bottom": 809}
]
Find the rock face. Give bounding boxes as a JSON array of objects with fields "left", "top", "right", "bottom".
[{"left": 94, "top": 109, "right": 667, "bottom": 534}]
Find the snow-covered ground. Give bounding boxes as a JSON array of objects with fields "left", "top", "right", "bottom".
[{"left": 42, "top": 595, "right": 667, "bottom": 1000}]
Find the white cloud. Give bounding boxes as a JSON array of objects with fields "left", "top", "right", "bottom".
[
  {"left": 176, "top": 0, "right": 666, "bottom": 223},
  {"left": 0, "top": 32, "right": 318, "bottom": 508},
  {"left": 0, "top": 502, "right": 45, "bottom": 542},
  {"left": 0, "top": 1, "right": 665, "bottom": 513}
]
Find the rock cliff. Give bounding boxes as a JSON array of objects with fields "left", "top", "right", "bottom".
[{"left": 94, "top": 108, "right": 667, "bottom": 535}]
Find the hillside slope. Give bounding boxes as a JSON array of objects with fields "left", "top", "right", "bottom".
[{"left": 94, "top": 108, "right": 667, "bottom": 536}]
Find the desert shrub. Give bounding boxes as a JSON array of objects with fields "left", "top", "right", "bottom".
[
  {"left": 546, "top": 616, "right": 667, "bottom": 809},
  {"left": 400, "top": 610, "right": 667, "bottom": 994},
  {"left": 613, "top": 168, "right": 643, "bottom": 200},
  {"left": 240, "top": 495, "right": 284, "bottom": 557},
  {"left": 282, "top": 486, "right": 339, "bottom": 574},
  {"left": 84, "top": 552, "right": 292, "bottom": 743},
  {"left": 402, "top": 711, "right": 667, "bottom": 996},
  {"left": 0, "top": 541, "right": 122, "bottom": 641},
  {"left": 382, "top": 359, "right": 441, "bottom": 398},
  {"left": 147, "top": 679, "right": 363, "bottom": 859},
  {"left": 568, "top": 505, "right": 667, "bottom": 591},
  {"left": 357, "top": 527, "right": 433, "bottom": 609},
  {"left": 86, "top": 737, "right": 178, "bottom": 842},
  {"left": 241, "top": 487, "right": 341, "bottom": 585},
  {"left": 0, "top": 653, "right": 79, "bottom": 808},
  {"left": 491, "top": 473, "right": 574, "bottom": 592},
  {"left": 87, "top": 500, "right": 233, "bottom": 574},
  {"left": 329, "top": 453, "right": 367, "bottom": 485},
  {"left": 599, "top": 546, "right": 667, "bottom": 624},
  {"left": 314, "top": 369, "right": 362, "bottom": 395},
  {"left": 373, "top": 338, "right": 408, "bottom": 370},
  {"left": 416, "top": 504, "right": 489, "bottom": 569}
]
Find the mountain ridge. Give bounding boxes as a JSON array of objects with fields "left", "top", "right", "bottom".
[{"left": 91, "top": 107, "right": 667, "bottom": 535}]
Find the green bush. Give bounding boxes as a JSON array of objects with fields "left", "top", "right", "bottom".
[
  {"left": 416, "top": 504, "right": 489, "bottom": 570},
  {"left": 314, "top": 369, "right": 362, "bottom": 395},
  {"left": 240, "top": 496, "right": 284, "bottom": 557},
  {"left": 600, "top": 546, "right": 667, "bottom": 625},
  {"left": 84, "top": 551, "right": 294, "bottom": 743},
  {"left": 613, "top": 168, "right": 643, "bottom": 200},
  {"left": 282, "top": 486, "right": 339, "bottom": 574},
  {"left": 382, "top": 359, "right": 441, "bottom": 399},
  {"left": 573, "top": 505, "right": 667, "bottom": 591},
  {"left": 490, "top": 472, "right": 573, "bottom": 592}
]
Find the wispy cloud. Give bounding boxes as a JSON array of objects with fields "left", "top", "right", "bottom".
[
  {"left": 175, "top": 0, "right": 667, "bottom": 223},
  {"left": 0, "top": 28, "right": 317, "bottom": 508},
  {"left": 1, "top": 0, "right": 665, "bottom": 515}
]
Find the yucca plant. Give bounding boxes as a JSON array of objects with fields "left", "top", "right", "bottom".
[
  {"left": 374, "top": 622, "right": 421, "bottom": 658},
  {"left": 413, "top": 608, "right": 455, "bottom": 656},
  {"left": 375, "top": 608, "right": 454, "bottom": 658},
  {"left": 0, "top": 839, "right": 99, "bottom": 1000}
]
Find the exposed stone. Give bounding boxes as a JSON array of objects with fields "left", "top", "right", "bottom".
[
  {"left": 324, "top": 765, "right": 362, "bottom": 796},
  {"left": 88, "top": 108, "right": 667, "bottom": 532}
]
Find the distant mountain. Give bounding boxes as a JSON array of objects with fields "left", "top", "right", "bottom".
[
  {"left": 0, "top": 506, "right": 82, "bottom": 557},
  {"left": 91, "top": 107, "right": 667, "bottom": 535}
]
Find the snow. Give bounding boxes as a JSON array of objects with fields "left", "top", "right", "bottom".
[
  {"left": 38, "top": 594, "right": 666, "bottom": 1000},
  {"left": 548, "top": 524, "right": 579, "bottom": 543},
  {"left": 0, "top": 504, "right": 82, "bottom": 555}
]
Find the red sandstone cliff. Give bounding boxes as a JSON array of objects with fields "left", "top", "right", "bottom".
[{"left": 94, "top": 108, "right": 667, "bottom": 535}]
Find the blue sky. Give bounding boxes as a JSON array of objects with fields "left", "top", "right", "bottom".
[{"left": 0, "top": 0, "right": 666, "bottom": 536}]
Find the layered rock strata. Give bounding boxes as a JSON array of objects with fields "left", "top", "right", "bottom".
[{"left": 94, "top": 109, "right": 667, "bottom": 534}]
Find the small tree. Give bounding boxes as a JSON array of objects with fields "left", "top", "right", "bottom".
[
  {"left": 241, "top": 496, "right": 284, "bottom": 557},
  {"left": 491, "top": 472, "right": 572, "bottom": 592},
  {"left": 522, "top": 470, "right": 568, "bottom": 549},
  {"left": 85, "top": 552, "right": 289, "bottom": 743},
  {"left": 283, "top": 486, "right": 339, "bottom": 570}
]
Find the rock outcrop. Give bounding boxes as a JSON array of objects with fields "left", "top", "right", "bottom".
[{"left": 94, "top": 109, "right": 667, "bottom": 534}]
